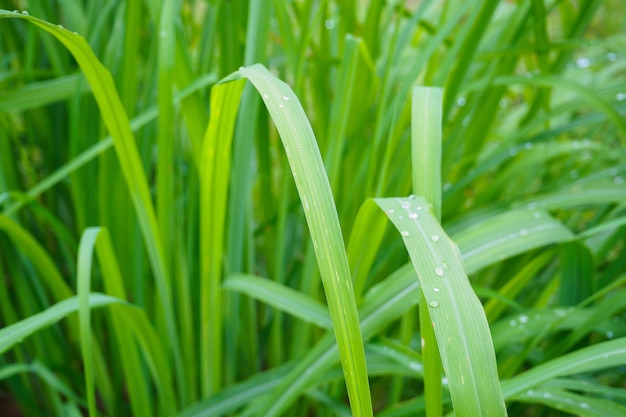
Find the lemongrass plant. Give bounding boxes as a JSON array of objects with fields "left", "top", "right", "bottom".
[{"left": 1, "top": 1, "right": 626, "bottom": 416}]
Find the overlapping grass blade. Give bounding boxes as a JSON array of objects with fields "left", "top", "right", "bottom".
[
  {"left": 206, "top": 63, "right": 371, "bottom": 416},
  {"left": 0, "top": 294, "right": 123, "bottom": 355},
  {"left": 376, "top": 196, "right": 507, "bottom": 416},
  {"left": 411, "top": 86, "right": 443, "bottom": 416}
]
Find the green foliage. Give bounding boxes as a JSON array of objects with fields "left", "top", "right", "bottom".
[{"left": 1, "top": 1, "right": 625, "bottom": 416}]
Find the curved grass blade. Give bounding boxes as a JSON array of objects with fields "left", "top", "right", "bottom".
[
  {"left": 513, "top": 387, "right": 626, "bottom": 416},
  {"left": 211, "top": 64, "right": 372, "bottom": 416},
  {"left": 376, "top": 196, "right": 507, "bottom": 417},
  {"left": 501, "top": 337, "right": 626, "bottom": 398},
  {"left": 0, "top": 9, "right": 186, "bottom": 399},
  {"left": 224, "top": 274, "right": 331, "bottom": 329},
  {"left": 0, "top": 294, "right": 124, "bottom": 355},
  {"left": 453, "top": 208, "right": 574, "bottom": 274}
]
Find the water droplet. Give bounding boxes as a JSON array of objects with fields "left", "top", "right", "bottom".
[
  {"left": 616, "top": 92, "right": 626, "bottom": 101},
  {"left": 457, "top": 96, "right": 466, "bottom": 106},
  {"left": 434, "top": 266, "right": 444, "bottom": 277},
  {"left": 527, "top": 389, "right": 535, "bottom": 396},
  {"left": 433, "top": 287, "right": 440, "bottom": 292},
  {"left": 278, "top": 104, "right": 284, "bottom": 109},
  {"left": 520, "top": 229, "right": 528, "bottom": 236},
  {"left": 580, "top": 402, "right": 590, "bottom": 409},
  {"left": 13, "top": 10, "right": 19, "bottom": 13},
  {"left": 262, "top": 93, "right": 269, "bottom": 99},
  {"left": 238, "top": 66, "right": 245, "bottom": 71},
  {"left": 607, "top": 52, "right": 617, "bottom": 61},
  {"left": 428, "top": 300, "right": 439, "bottom": 308},
  {"left": 462, "top": 116, "right": 470, "bottom": 126},
  {"left": 576, "top": 57, "right": 591, "bottom": 68},
  {"left": 518, "top": 315, "right": 528, "bottom": 324},
  {"left": 401, "top": 231, "right": 409, "bottom": 237},
  {"left": 569, "top": 169, "right": 579, "bottom": 179},
  {"left": 524, "top": 142, "right": 533, "bottom": 150},
  {"left": 21, "top": 10, "right": 29, "bottom": 15},
  {"left": 572, "top": 140, "right": 581, "bottom": 149},
  {"left": 431, "top": 235, "right": 439, "bottom": 242},
  {"left": 416, "top": 205, "right": 422, "bottom": 210},
  {"left": 386, "top": 209, "right": 395, "bottom": 214},
  {"left": 534, "top": 211, "right": 541, "bottom": 219},
  {"left": 324, "top": 19, "right": 335, "bottom": 29},
  {"left": 509, "top": 148, "right": 518, "bottom": 156},
  {"left": 607, "top": 331, "right": 614, "bottom": 339},
  {"left": 398, "top": 216, "right": 404, "bottom": 220},
  {"left": 57, "top": 24, "right": 64, "bottom": 29},
  {"left": 615, "top": 176, "right": 624, "bottom": 184},
  {"left": 542, "top": 392, "right": 552, "bottom": 399},
  {"left": 509, "top": 320, "right": 518, "bottom": 327},
  {"left": 282, "top": 95, "right": 290, "bottom": 101},
  {"left": 443, "top": 183, "right": 452, "bottom": 191},
  {"left": 442, "top": 376, "right": 449, "bottom": 385},
  {"left": 401, "top": 201, "right": 410, "bottom": 209},
  {"left": 409, "top": 212, "right": 418, "bottom": 219}
]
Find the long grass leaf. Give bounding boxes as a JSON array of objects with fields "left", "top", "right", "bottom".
[
  {"left": 376, "top": 196, "right": 507, "bottom": 416},
  {"left": 211, "top": 64, "right": 372, "bottom": 416}
]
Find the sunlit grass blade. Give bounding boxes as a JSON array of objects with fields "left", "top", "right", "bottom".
[
  {"left": 376, "top": 196, "right": 507, "bottom": 416},
  {"left": 210, "top": 64, "right": 372, "bottom": 416}
]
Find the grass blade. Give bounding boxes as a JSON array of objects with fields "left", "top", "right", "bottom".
[
  {"left": 376, "top": 196, "right": 507, "bottom": 416},
  {"left": 210, "top": 64, "right": 372, "bottom": 416},
  {"left": 0, "top": 10, "right": 186, "bottom": 401}
]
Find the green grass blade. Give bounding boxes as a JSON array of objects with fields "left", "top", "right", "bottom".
[
  {"left": 453, "top": 209, "right": 574, "bottom": 274},
  {"left": 200, "top": 78, "right": 246, "bottom": 396},
  {"left": 514, "top": 387, "right": 626, "bottom": 416},
  {"left": 0, "top": 10, "right": 186, "bottom": 400},
  {"left": 412, "top": 86, "right": 444, "bottom": 417},
  {"left": 376, "top": 196, "right": 507, "bottom": 416},
  {"left": 0, "top": 294, "right": 124, "bottom": 355},
  {"left": 211, "top": 64, "right": 372, "bottom": 416},
  {"left": 501, "top": 337, "right": 626, "bottom": 398},
  {"left": 223, "top": 274, "right": 332, "bottom": 329}
]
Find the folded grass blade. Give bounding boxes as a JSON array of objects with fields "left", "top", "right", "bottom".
[{"left": 376, "top": 196, "right": 507, "bottom": 417}]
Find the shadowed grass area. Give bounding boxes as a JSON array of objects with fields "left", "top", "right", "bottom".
[{"left": 1, "top": 1, "right": 626, "bottom": 416}]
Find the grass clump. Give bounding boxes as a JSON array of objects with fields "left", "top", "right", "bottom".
[{"left": 1, "top": 1, "right": 626, "bottom": 416}]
